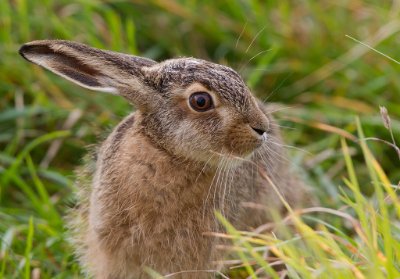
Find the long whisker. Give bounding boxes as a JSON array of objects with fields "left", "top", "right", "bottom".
[
  {"left": 263, "top": 72, "right": 293, "bottom": 103},
  {"left": 220, "top": 152, "right": 233, "bottom": 218},
  {"left": 212, "top": 155, "right": 228, "bottom": 217},
  {"left": 264, "top": 105, "right": 296, "bottom": 115},
  {"left": 245, "top": 26, "right": 266, "bottom": 53},
  {"left": 268, "top": 139, "right": 312, "bottom": 155},
  {"left": 258, "top": 145, "right": 285, "bottom": 179},
  {"left": 235, "top": 21, "right": 248, "bottom": 49},
  {"left": 261, "top": 143, "right": 288, "bottom": 164},
  {"left": 237, "top": 25, "right": 267, "bottom": 75},
  {"left": 203, "top": 154, "right": 223, "bottom": 220},
  {"left": 257, "top": 148, "right": 277, "bottom": 172},
  {"left": 214, "top": 156, "right": 228, "bottom": 216},
  {"left": 226, "top": 158, "right": 236, "bottom": 220},
  {"left": 269, "top": 123, "right": 296, "bottom": 130},
  {"left": 195, "top": 154, "right": 215, "bottom": 185},
  {"left": 257, "top": 149, "right": 283, "bottom": 185},
  {"left": 218, "top": 156, "right": 230, "bottom": 218},
  {"left": 227, "top": 156, "right": 235, "bottom": 198},
  {"left": 248, "top": 49, "right": 272, "bottom": 63},
  {"left": 210, "top": 150, "right": 255, "bottom": 165},
  {"left": 238, "top": 48, "right": 272, "bottom": 73}
]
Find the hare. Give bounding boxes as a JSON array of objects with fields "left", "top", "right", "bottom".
[{"left": 19, "top": 40, "right": 310, "bottom": 279}]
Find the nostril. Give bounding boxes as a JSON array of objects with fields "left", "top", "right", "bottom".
[{"left": 251, "top": 127, "right": 265, "bottom": 136}]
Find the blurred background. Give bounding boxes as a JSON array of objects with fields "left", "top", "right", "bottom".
[{"left": 0, "top": 0, "right": 399, "bottom": 277}]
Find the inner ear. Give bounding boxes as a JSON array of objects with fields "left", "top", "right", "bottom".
[
  {"left": 20, "top": 40, "right": 160, "bottom": 104},
  {"left": 20, "top": 44, "right": 105, "bottom": 89}
]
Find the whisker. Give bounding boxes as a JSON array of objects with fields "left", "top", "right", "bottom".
[
  {"left": 258, "top": 153, "right": 278, "bottom": 177},
  {"left": 263, "top": 72, "right": 293, "bottom": 103},
  {"left": 245, "top": 26, "right": 266, "bottom": 53},
  {"left": 219, "top": 156, "right": 230, "bottom": 218},
  {"left": 264, "top": 105, "right": 296, "bottom": 115},
  {"left": 256, "top": 149, "right": 283, "bottom": 185},
  {"left": 213, "top": 155, "right": 227, "bottom": 214},
  {"left": 269, "top": 140, "right": 312, "bottom": 155},
  {"left": 269, "top": 123, "right": 296, "bottom": 130},
  {"left": 235, "top": 21, "right": 248, "bottom": 49},
  {"left": 195, "top": 154, "right": 215, "bottom": 185},
  {"left": 203, "top": 154, "right": 223, "bottom": 219},
  {"left": 238, "top": 48, "right": 273, "bottom": 73},
  {"left": 214, "top": 157, "right": 228, "bottom": 216},
  {"left": 210, "top": 150, "right": 255, "bottom": 165},
  {"left": 261, "top": 143, "right": 288, "bottom": 164},
  {"left": 248, "top": 49, "right": 272, "bottom": 63},
  {"left": 237, "top": 25, "right": 267, "bottom": 75},
  {"left": 227, "top": 158, "right": 235, "bottom": 198},
  {"left": 164, "top": 269, "right": 229, "bottom": 279},
  {"left": 220, "top": 152, "right": 234, "bottom": 218},
  {"left": 226, "top": 159, "right": 236, "bottom": 220},
  {"left": 258, "top": 145, "right": 286, "bottom": 180}
]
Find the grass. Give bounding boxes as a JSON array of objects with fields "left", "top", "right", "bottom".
[
  {"left": 216, "top": 119, "right": 399, "bottom": 278},
  {"left": 0, "top": 0, "right": 399, "bottom": 278}
]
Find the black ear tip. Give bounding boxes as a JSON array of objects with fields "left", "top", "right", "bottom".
[
  {"left": 19, "top": 42, "right": 55, "bottom": 63},
  {"left": 18, "top": 43, "right": 44, "bottom": 62},
  {"left": 19, "top": 44, "right": 30, "bottom": 59}
]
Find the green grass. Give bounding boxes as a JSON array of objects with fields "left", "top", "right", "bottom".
[
  {"left": 217, "top": 119, "right": 399, "bottom": 278},
  {"left": 0, "top": 0, "right": 399, "bottom": 278}
]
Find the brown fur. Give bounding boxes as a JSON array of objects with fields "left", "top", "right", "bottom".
[{"left": 20, "top": 40, "right": 310, "bottom": 278}]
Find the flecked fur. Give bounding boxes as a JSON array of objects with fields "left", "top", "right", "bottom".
[{"left": 19, "top": 40, "right": 310, "bottom": 279}]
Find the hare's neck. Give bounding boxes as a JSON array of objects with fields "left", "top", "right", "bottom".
[
  {"left": 88, "top": 113, "right": 228, "bottom": 265},
  {"left": 92, "top": 113, "right": 223, "bottom": 231}
]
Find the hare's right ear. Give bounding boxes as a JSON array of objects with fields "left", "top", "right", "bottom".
[{"left": 19, "top": 40, "right": 157, "bottom": 107}]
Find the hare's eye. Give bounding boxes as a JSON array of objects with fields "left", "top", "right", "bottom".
[{"left": 189, "top": 92, "right": 213, "bottom": 112}]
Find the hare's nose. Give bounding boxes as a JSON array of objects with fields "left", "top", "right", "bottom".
[
  {"left": 250, "top": 126, "right": 268, "bottom": 142},
  {"left": 251, "top": 127, "right": 265, "bottom": 136}
]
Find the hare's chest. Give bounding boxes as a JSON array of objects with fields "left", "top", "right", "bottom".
[
  {"left": 132, "top": 175, "right": 217, "bottom": 233},
  {"left": 126, "top": 200, "right": 218, "bottom": 272},
  {"left": 92, "top": 130, "right": 221, "bottom": 263}
]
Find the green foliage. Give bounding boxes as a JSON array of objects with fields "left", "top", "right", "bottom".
[{"left": 0, "top": 0, "right": 399, "bottom": 278}]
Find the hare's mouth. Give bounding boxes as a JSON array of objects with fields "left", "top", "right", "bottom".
[
  {"left": 211, "top": 139, "right": 265, "bottom": 163},
  {"left": 191, "top": 134, "right": 267, "bottom": 167},
  {"left": 223, "top": 124, "right": 268, "bottom": 158},
  {"left": 225, "top": 135, "right": 266, "bottom": 158}
]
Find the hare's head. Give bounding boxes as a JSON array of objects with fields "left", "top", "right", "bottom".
[{"left": 19, "top": 40, "right": 271, "bottom": 165}]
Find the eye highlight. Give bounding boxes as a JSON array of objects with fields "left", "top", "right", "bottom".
[{"left": 189, "top": 92, "right": 214, "bottom": 112}]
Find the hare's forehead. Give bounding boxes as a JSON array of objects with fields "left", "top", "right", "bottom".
[{"left": 151, "top": 58, "right": 252, "bottom": 108}]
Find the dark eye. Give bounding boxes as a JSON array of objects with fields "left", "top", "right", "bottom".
[{"left": 189, "top": 92, "right": 213, "bottom": 112}]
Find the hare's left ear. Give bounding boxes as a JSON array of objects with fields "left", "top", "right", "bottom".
[{"left": 19, "top": 40, "right": 157, "bottom": 108}]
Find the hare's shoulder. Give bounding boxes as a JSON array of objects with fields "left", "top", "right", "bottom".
[
  {"left": 96, "top": 112, "right": 144, "bottom": 164},
  {"left": 106, "top": 112, "right": 137, "bottom": 150}
]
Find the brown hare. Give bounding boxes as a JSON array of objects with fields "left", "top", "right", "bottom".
[{"left": 19, "top": 40, "right": 310, "bottom": 279}]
